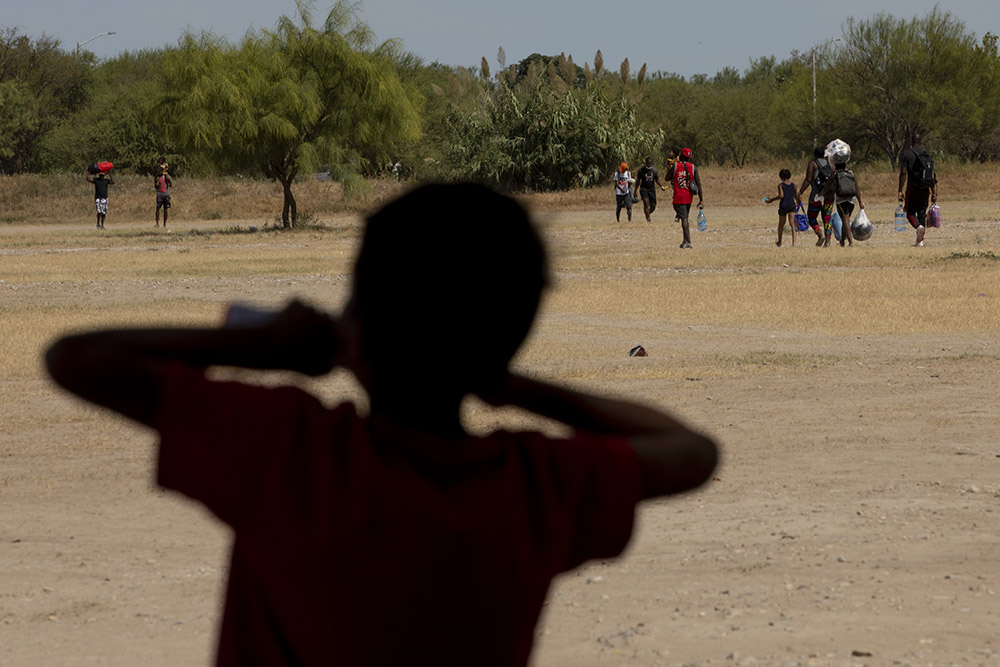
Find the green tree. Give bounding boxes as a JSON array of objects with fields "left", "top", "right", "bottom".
[
  {"left": 636, "top": 73, "right": 698, "bottom": 157},
  {"left": 0, "top": 80, "right": 41, "bottom": 171},
  {"left": 157, "top": 1, "right": 420, "bottom": 226},
  {"left": 443, "top": 63, "right": 661, "bottom": 191},
  {"left": 0, "top": 28, "right": 91, "bottom": 172},
  {"left": 937, "top": 31, "right": 1000, "bottom": 161},
  {"left": 692, "top": 83, "right": 772, "bottom": 167},
  {"left": 41, "top": 49, "right": 174, "bottom": 173},
  {"left": 833, "top": 9, "right": 980, "bottom": 167}
]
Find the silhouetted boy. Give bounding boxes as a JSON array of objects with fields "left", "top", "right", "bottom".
[{"left": 46, "top": 183, "right": 718, "bottom": 666}]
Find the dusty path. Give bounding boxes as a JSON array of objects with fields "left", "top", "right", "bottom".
[{"left": 2, "top": 210, "right": 998, "bottom": 666}]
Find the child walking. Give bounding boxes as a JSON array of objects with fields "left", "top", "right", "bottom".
[{"left": 764, "top": 168, "right": 801, "bottom": 246}]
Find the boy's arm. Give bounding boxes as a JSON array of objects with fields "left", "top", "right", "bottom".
[
  {"left": 46, "top": 301, "right": 339, "bottom": 428},
  {"left": 819, "top": 179, "right": 833, "bottom": 199},
  {"left": 477, "top": 373, "right": 718, "bottom": 499},
  {"left": 798, "top": 162, "right": 814, "bottom": 197},
  {"left": 897, "top": 159, "right": 908, "bottom": 200}
]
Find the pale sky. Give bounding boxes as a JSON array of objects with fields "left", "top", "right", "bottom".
[{"left": 6, "top": 0, "right": 998, "bottom": 78}]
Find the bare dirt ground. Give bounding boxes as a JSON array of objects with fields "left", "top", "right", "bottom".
[{"left": 1, "top": 203, "right": 999, "bottom": 666}]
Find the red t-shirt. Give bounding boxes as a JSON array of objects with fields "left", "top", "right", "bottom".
[
  {"left": 155, "top": 364, "right": 642, "bottom": 666},
  {"left": 672, "top": 161, "right": 696, "bottom": 205}
]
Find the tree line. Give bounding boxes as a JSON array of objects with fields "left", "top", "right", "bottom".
[{"left": 1, "top": 3, "right": 997, "bottom": 224}]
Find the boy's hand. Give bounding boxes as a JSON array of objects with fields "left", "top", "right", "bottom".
[{"left": 263, "top": 301, "right": 340, "bottom": 377}]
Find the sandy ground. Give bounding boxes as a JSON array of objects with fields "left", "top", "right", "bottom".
[{"left": 2, "top": 210, "right": 999, "bottom": 666}]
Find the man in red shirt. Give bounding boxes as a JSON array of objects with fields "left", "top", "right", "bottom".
[
  {"left": 46, "top": 183, "right": 719, "bottom": 666},
  {"left": 666, "top": 147, "right": 704, "bottom": 248}
]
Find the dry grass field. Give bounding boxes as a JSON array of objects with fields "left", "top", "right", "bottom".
[{"left": 2, "top": 169, "right": 1000, "bottom": 665}]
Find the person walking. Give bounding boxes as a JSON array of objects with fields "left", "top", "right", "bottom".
[
  {"left": 797, "top": 147, "right": 833, "bottom": 246},
  {"left": 819, "top": 161, "right": 865, "bottom": 247},
  {"left": 765, "top": 169, "right": 801, "bottom": 246},
  {"left": 86, "top": 168, "right": 114, "bottom": 230},
  {"left": 898, "top": 133, "right": 938, "bottom": 247},
  {"left": 635, "top": 157, "right": 666, "bottom": 222},
  {"left": 154, "top": 157, "right": 173, "bottom": 228},
  {"left": 613, "top": 162, "right": 634, "bottom": 222},
  {"left": 665, "top": 148, "right": 703, "bottom": 248}
]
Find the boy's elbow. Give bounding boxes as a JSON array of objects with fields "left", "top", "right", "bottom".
[
  {"left": 45, "top": 337, "right": 85, "bottom": 392},
  {"left": 688, "top": 433, "right": 719, "bottom": 488},
  {"left": 669, "top": 433, "right": 718, "bottom": 493},
  {"left": 46, "top": 335, "right": 105, "bottom": 395},
  {"left": 636, "top": 430, "right": 719, "bottom": 499}
]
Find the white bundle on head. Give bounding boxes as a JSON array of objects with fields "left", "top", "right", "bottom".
[{"left": 825, "top": 139, "right": 851, "bottom": 165}]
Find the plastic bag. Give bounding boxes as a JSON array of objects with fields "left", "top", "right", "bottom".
[
  {"left": 850, "top": 208, "right": 873, "bottom": 241},
  {"left": 928, "top": 203, "right": 941, "bottom": 228},
  {"left": 825, "top": 138, "right": 851, "bottom": 165},
  {"left": 795, "top": 203, "right": 809, "bottom": 231},
  {"left": 831, "top": 209, "right": 843, "bottom": 241}
]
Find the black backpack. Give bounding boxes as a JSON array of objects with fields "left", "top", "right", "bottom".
[
  {"left": 834, "top": 169, "right": 858, "bottom": 198},
  {"left": 909, "top": 149, "right": 936, "bottom": 189},
  {"left": 813, "top": 158, "right": 834, "bottom": 188}
]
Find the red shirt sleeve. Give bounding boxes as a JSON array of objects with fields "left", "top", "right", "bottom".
[
  {"left": 517, "top": 431, "right": 643, "bottom": 572},
  {"left": 154, "top": 363, "right": 334, "bottom": 529}
]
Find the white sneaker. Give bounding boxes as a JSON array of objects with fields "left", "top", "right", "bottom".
[
  {"left": 916, "top": 225, "right": 926, "bottom": 245},
  {"left": 914, "top": 241, "right": 924, "bottom": 247}
]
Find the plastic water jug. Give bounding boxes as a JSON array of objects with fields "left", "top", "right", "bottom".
[
  {"left": 894, "top": 204, "right": 908, "bottom": 231},
  {"left": 696, "top": 209, "right": 707, "bottom": 232}
]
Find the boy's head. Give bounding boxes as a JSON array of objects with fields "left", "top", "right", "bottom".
[
  {"left": 779, "top": 168, "right": 791, "bottom": 180},
  {"left": 351, "top": 183, "right": 548, "bottom": 395},
  {"left": 814, "top": 147, "right": 825, "bottom": 159}
]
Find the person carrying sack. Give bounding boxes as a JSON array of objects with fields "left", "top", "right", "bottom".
[{"left": 819, "top": 159, "right": 865, "bottom": 248}]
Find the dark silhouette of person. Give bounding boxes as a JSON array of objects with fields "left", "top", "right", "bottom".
[
  {"left": 898, "top": 133, "right": 939, "bottom": 246},
  {"left": 46, "top": 182, "right": 719, "bottom": 666}
]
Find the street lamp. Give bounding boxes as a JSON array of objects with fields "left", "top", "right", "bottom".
[
  {"left": 812, "top": 37, "right": 841, "bottom": 147},
  {"left": 76, "top": 31, "right": 116, "bottom": 58}
]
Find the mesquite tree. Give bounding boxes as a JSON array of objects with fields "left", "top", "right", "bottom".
[{"left": 157, "top": 1, "right": 419, "bottom": 226}]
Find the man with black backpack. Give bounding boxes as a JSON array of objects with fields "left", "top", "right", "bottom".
[
  {"left": 898, "top": 133, "right": 938, "bottom": 247},
  {"left": 798, "top": 147, "right": 834, "bottom": 246},
  {"left": 818, "top": 160, "right": 865, "bottom": 248}
]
